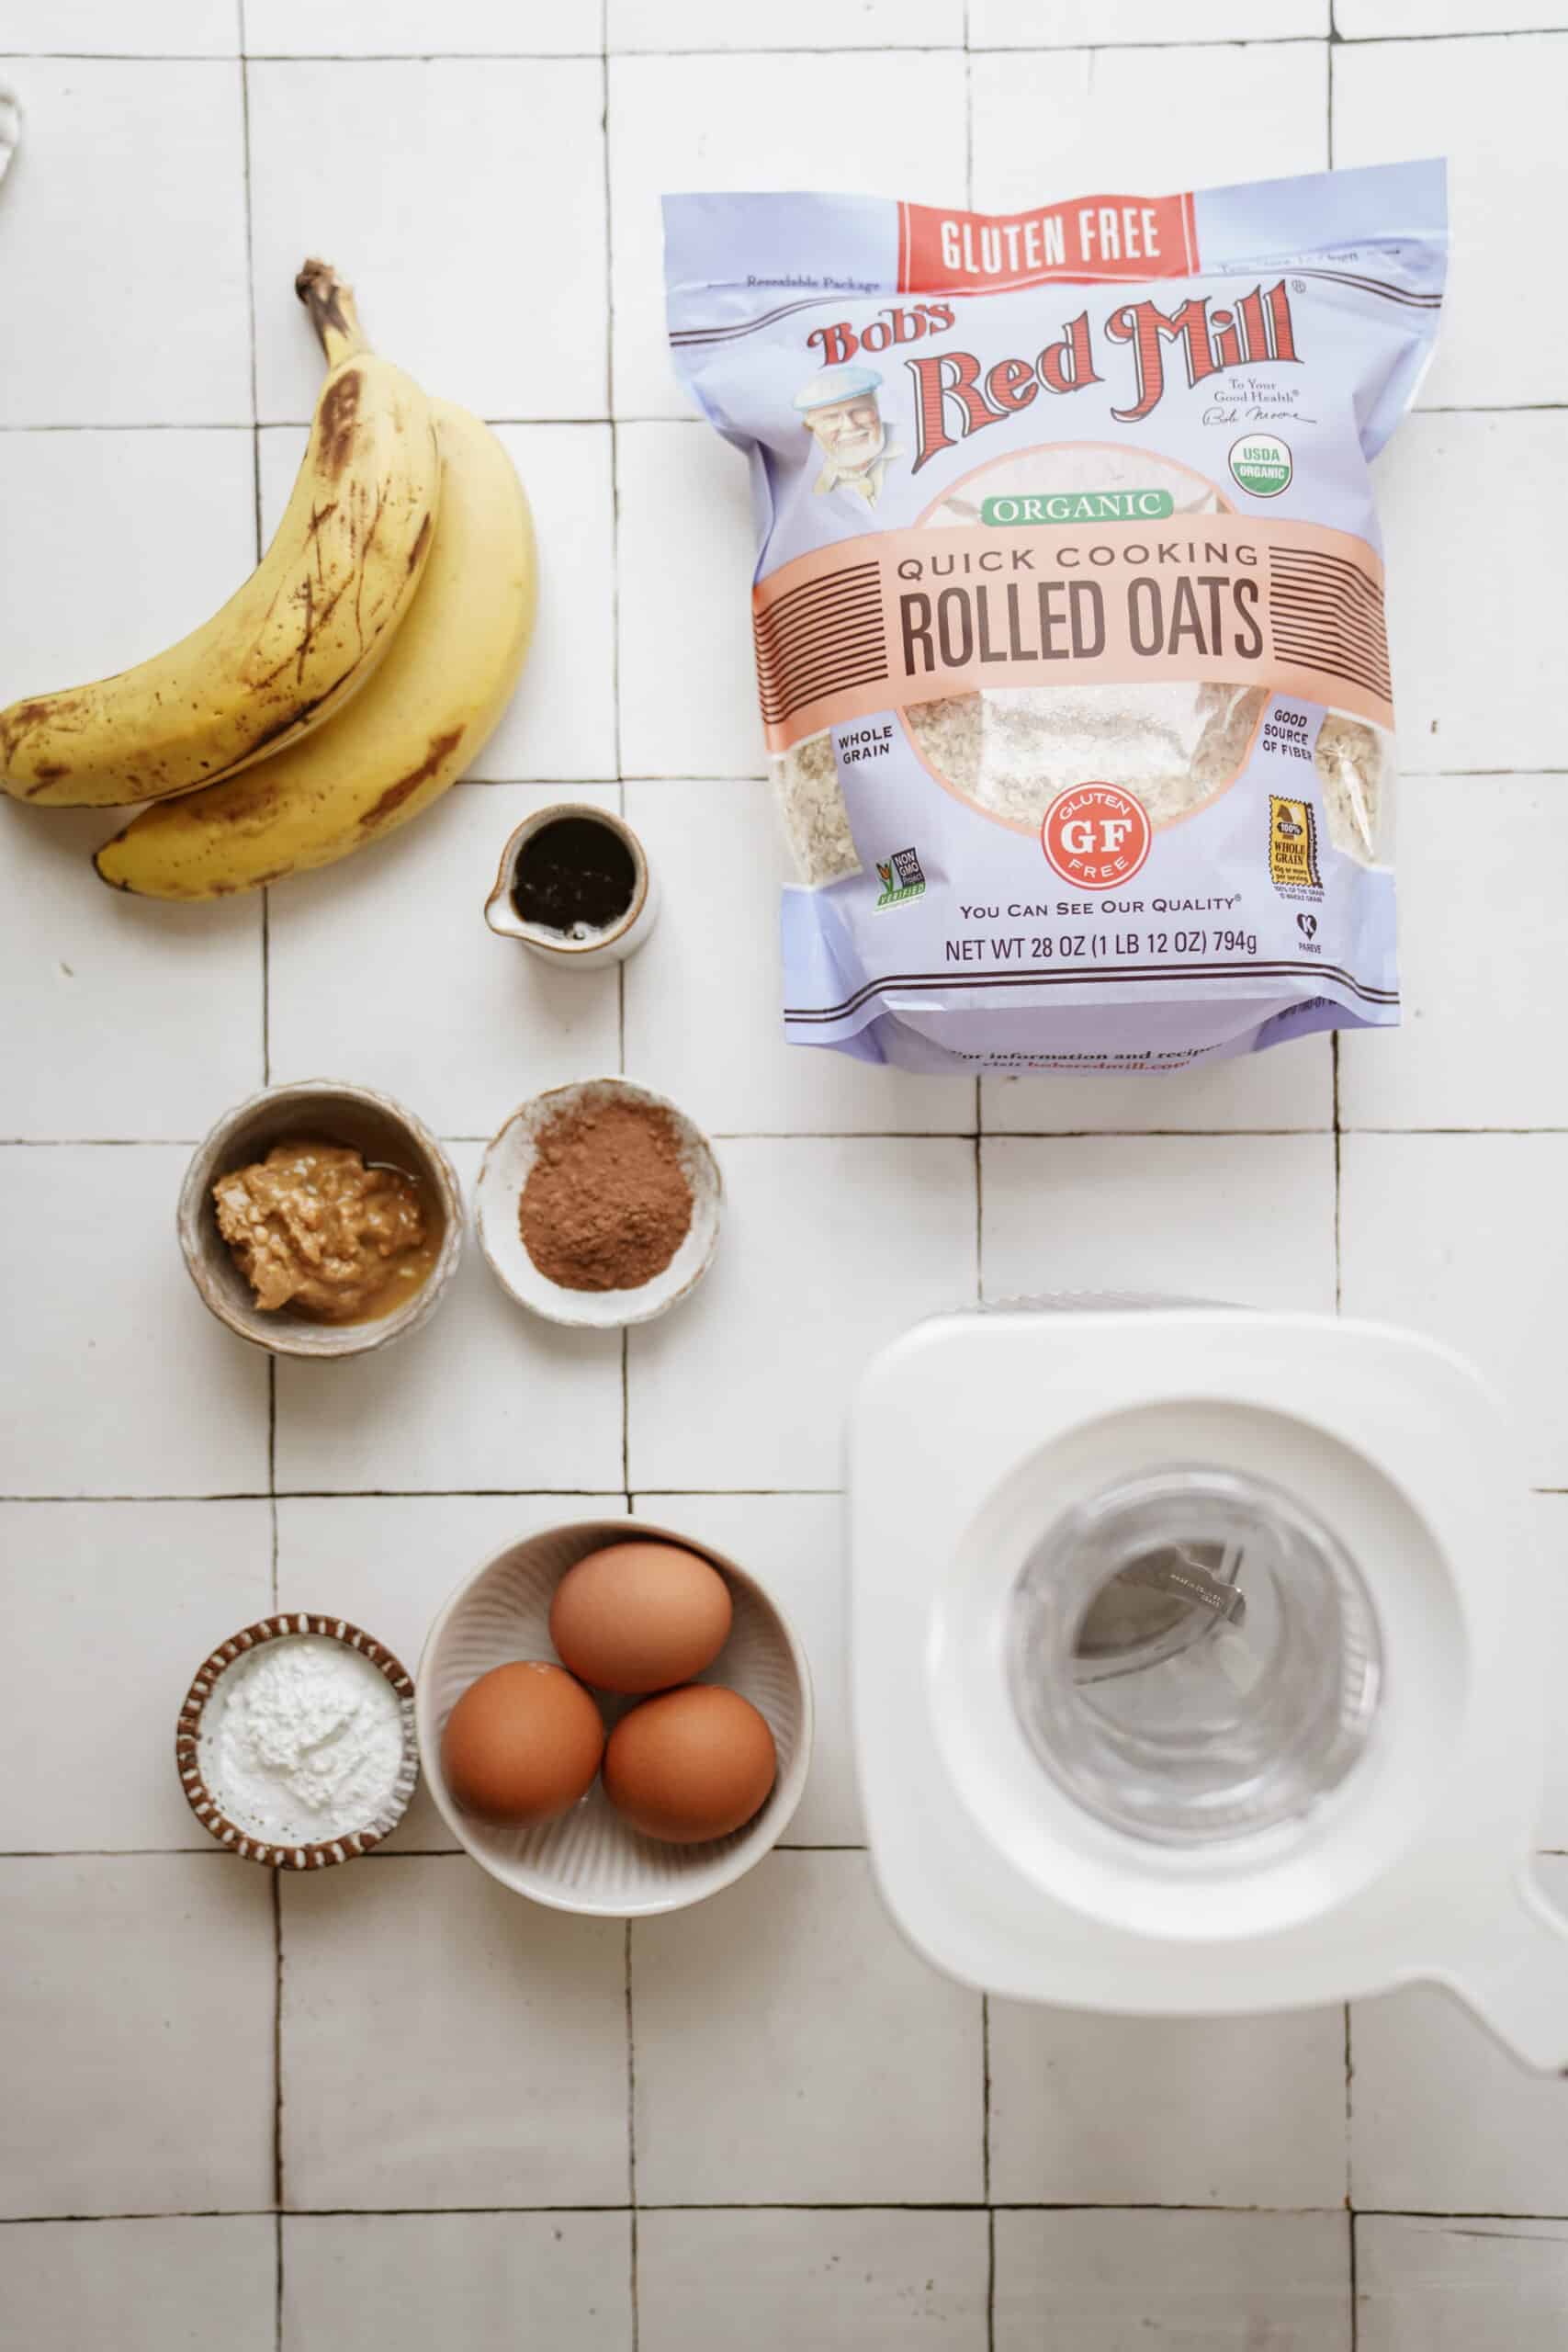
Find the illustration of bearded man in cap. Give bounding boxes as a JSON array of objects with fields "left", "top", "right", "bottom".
[{"left": 794, "top": 363, "right": 903, "bottom": 509}]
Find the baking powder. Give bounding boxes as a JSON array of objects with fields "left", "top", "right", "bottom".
[{"left": 200, "top": 1635, "right": 405, "bottom": 1845}]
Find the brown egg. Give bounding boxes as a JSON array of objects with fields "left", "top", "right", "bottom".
[
  {"left": 440, "top": 1660, "right": 604, "bottom": 1826},
  {"left": 603, "top": 1685, "right": 776, "bottom": 1845},
  {"left": 549, "top": 1540, "right": 733, "bottom": 1695}
]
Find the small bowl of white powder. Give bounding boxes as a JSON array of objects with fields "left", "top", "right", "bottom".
[{"left": 176, "top": 1613, "right": 419, "bottom": 1869}]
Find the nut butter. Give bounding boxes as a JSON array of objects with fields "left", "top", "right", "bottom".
[{"left": 212, "top": 1140, "right": 440, "bottom": 1323}]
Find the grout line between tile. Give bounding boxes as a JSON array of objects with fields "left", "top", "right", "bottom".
[
  {"left": 7, "top": 2199, "right": 1465, "bottom": 2222},
  {"left": 600, "top": 28, "right": 639, "bottom": 2323},
  {"left": 1332, "top": 1036, "right": 1344, "bottom": 1315},
  {"left": 51, "top": 32, "right": 1547, "bottom": 62},
  {"left": 1345, "top": 2003, "right": 1357, "bottom": 2211},
  {"left": 974, "top": 1114, "right": 985, "bottom": 1301},
  {"left": 5, "top": 401, "right": 1568, "bottom": 432},
  {"left": 0, "top": 1488, "right": 850, "bottom": 1504},
  {"left": 270, "top": 1855, "right": 284, "bottom": 2154},
  {"left": 35, "top": 1123, "right": 1568, "bottom": 1148},
  {"left": 0, "top": 1837, "right": 869, "bottom": 1857},
  {"left": 981, "top": 1996, "right": 991, "bottom": 2202},
  {"left": 36, "top": 1482, "right": 1568, "bottom": 1506},
  {"left": 238, "top": 53, "right": 258, "bottom": 428},
  {"left": 626, "top": 1917, "right": 639, "bottom": 2351},
  {"left": 987, "top": 2204, "right": 997, "bottom": 2352}
]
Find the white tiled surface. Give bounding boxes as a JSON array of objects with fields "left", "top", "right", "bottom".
[
  {"left": 243, "top": 0, "right": 605, "bottom": 53},
  {"left": 981, "top": 1134, "right": 1338, "bottom": 1311},
  {"left": 987, "top": 2000, "right": 1349, "bottom": 2209},
  {"left": 1338, "top": 777, "right": 1568, "bottom": 1132},
  {"left": 279, "top": 1856, "right": 628, "bottom": 2209},
  {"left": 4, "top": 2218, "right": 276, "bottom": 2352},
  {"left": 1334, "top": 33, "right": 1568, "bottom": 410},
  {"left": 1339, "top": 1135, "right": 1568, "bottom": 1487},
  {"left": 638, "top": 2210, "right": 989, "bottom": 2350},
  {"left": 994, "top": 2211, "right": 1352, "bottom": 2352},
  {"left": 1348, "top": 1862, "right": 1568, "bottom": 2218},
  {"left": 246, "top": 59, "right": 608, "bottom": 423},
  {"left": 4, "top": 9, "right": 1566, "bottom": 2347},
  {"left": 265, "top": 784, "right": 624, "bottom": 1136},
  {"left": 971, "top": 0, "right": 1327, "bottom": 38},
  {"left": 970, "top": 43, "right": 1329, "bottom": 212},
  {"left": 626, "top": 1136, "right": 977, "bottom": 1490},
  {"left": 5, "top": 2, "right": 241, "bottom": 52},
  {"left": 0, "top": 1857, "right": 275, "bottom": 2217},
  {"left": 281, "top": 2211, "right": 632, "bottom": 2350},
  {"left": 632, "top": 1853, "right": 985, "bottom": 2204},
  {"left": 615, "top": 423, "right": 762, "bottom": 775},
  {"left": 1356, "top": 2215, "right": 1568, "bottom": 2352},
  {"left": 0, "top": 60, "right": 249, "bottom": 425}
]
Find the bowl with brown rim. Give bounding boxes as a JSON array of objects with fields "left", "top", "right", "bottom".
[
  {"left": 176, "top": 1611, "right": 420, "bottom": 1870},
  {"left": 177, "top": 1079, "right": 462, "bottom": 1360}
]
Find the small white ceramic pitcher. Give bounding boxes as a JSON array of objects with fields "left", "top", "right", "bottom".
[{"left": 484, "top": 802, "right": 659, "bottom": 969}]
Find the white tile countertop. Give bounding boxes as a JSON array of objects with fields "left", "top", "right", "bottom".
[{"left": 4, "top": 4, "right": 1568, "bottom": 2346}]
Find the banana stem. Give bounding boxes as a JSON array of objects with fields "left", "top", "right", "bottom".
[{"left": 294, "top": 258, "right": 372, "bottom": 368}]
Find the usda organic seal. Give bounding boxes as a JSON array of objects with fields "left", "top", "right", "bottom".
[{"left": 1229, "top": 434, "right": 1292, "bottom": 498}]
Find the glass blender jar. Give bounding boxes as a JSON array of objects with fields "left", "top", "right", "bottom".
[
  {"left": 850, "top": 1302, "right": 1568, "bottom": 2070},
  {"left": 1010, "top": 1464, "right": 1382, "bottom": 1848}
]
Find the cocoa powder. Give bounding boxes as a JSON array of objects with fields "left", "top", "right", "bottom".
[{"left": 518, "top": 1096, "right": 694, "bottom": 1293}]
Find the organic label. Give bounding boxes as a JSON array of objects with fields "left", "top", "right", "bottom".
[
  {"left": 980, "top": 490, "right": 1175, "bottom": 526},
  {"left": 1229, "top": 434, "right": 1292, "bottom": 498}
]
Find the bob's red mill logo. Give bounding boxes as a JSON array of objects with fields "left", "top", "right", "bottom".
[{"left": 805, "top": 195, "right": 1301, "bottom": 460}]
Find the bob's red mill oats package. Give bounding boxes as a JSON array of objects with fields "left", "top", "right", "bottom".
[{"left": 664, "top": 162, "right": 1446, "bottom": 1075}]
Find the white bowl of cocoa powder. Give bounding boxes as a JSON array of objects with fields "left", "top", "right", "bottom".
[{"left": 476, "top": 1077, "right": 723, "bottom": 1329}]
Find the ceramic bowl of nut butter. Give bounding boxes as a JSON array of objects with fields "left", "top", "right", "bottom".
[{"left": 178, "top": 1080, "right": 462, "bottom": 1360}]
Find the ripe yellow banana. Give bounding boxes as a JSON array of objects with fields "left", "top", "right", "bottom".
[
  {"left": 96, "top": 401, "right": 536, "bottom": 899},
  {"left": 2, "top": 263, "right": 438, "bottom": 808}
]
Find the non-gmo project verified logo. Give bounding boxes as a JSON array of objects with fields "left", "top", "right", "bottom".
[{"left": 874, "top": 845, "right": 926, "bottom": 909}]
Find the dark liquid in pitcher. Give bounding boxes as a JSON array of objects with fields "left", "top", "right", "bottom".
[{"left": 512, "top": 817, "right": 636, "bottom": 934}]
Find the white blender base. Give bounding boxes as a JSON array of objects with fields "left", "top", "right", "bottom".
[{"left": 849, "top": 1307, "right": 1568, "bottom": 2073}]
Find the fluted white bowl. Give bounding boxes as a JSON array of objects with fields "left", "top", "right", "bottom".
[{"left": 416, "top": 1518, "right": 813, "bottom": 1916}]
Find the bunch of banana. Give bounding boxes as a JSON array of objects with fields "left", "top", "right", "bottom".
[{"left": 2, "top": 261, "right": 536, "bottom": 900}]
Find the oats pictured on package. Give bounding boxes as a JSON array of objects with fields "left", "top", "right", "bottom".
[{"left": 665, "top": 162, "right": 1446, "bottom": 1073}]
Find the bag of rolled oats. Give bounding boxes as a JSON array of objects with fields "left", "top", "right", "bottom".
[{"left": 664, "top": 162, "right": 1446, "bottom": 1073}]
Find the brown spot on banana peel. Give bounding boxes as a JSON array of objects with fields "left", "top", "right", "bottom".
[
  {"left": 361, "top": 729, "right": 464, "bottom": 827},
  {"left": 2, "top": 696, "right": 85, "bottom": 782},
  {"left": 353, "top": 485, "right": 387, "bottom": 647},
  {"left": 205, "top": 777, "right": 285, "bottom": 827},
  {"left": 315, "top": 368, "right": 363, "bottom": 480},
  {"left": 404, "top": 511, "right": 432, "bottom": 574},
  {"left": 246, "top": 579, "right": 351, "bottom": 692},
  {"left": 307, "top": 500, "right": 339, "bottom": 585}
]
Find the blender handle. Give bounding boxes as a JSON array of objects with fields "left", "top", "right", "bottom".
[{"left": 1440, "top": 1871, "right": 1568, "bottom": 2075}]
